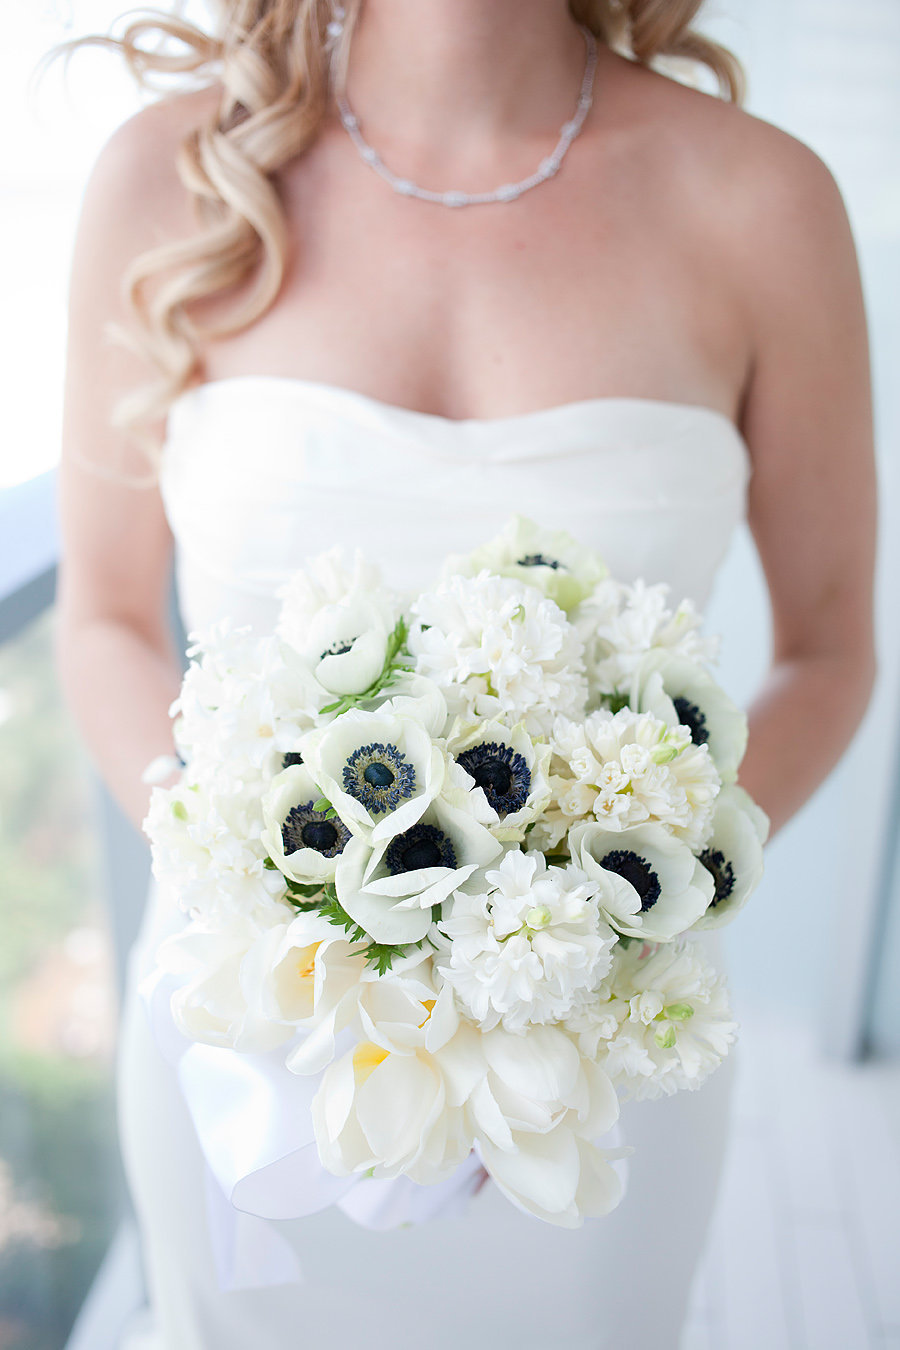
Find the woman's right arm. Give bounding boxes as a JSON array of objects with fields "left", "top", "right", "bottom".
[{"left": 55, "top": 98, "right": 205, "bottom": 834}]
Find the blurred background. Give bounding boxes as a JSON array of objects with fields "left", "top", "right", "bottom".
[{"left": 0, "top": 1, "right": 898, "bottom": 1347}]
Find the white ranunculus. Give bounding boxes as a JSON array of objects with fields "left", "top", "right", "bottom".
[
  {"left": 574, "top": 939, "right": 737, "bottom": 1101},
  {"left": 574, "top": 577, "right": 719, "bottom": 703},
  {"left": 628, "top": 650, "right": 748, "bottom": 784},
  {"left": 569, "top": 821, "right": 713, "bottom": 942},
  {"left": 446, "top": 717, "right": 552, "bottom": 840},
  {"left": 261, "top": 763, "right": 352, "bottom": 884},
  {"left": 432, "top": 850, "right": 618, "bottom": 1033},
  {"left": 299, "top": 708, "right": 445, "bottom": 846},
  {"left": 335, "top": 798, "right": 503, "bottom": 946},
  {"left": 409, "top": 571, "right": 587, "bottom": 738},
  {"left": 691, "top": 784, "right": 769, "bottom": 930},
  {"left": 549, "top": 707, "right": 720, "bottom": 851},
  {"left": 442, "top": 515, "right": 608, "bottom": 614}
]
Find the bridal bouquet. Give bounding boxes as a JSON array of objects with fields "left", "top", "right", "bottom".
[{"left": 143, "top": 516, "right": 768, "bottom": 1237}]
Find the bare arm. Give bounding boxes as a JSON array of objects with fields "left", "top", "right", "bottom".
[
  {"left": 55, "top": 98, "right": 207, "bottom": 833},
  {"left": 729, "top": 128, "right": 876, "bottom": 836}
]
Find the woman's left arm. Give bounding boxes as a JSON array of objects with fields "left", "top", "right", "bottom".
[{"left": 730, "top": 128, "right": 877, "bottom": 838}]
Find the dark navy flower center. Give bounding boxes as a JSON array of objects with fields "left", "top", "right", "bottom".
[
  {"left": 599, "top": 849, "right": 662, "bottom": 912},
  {"left": 343, "top": 741, "right": 417, "bottom": 815},
  {"left": 281, "top": 751, "right": 304, "bottom": 769},
  {"left": 384, "top": 823, "right": 457, "bottom": 875},
  {"left": 456, "top": 742, "right": 531, "bottom": 817},
  {"left": 672, "top": 696, "right": 709, "bottom": 746},
  {"left": 282, "top": 800, "right": 350, "bottom": 859},
  {"left": 699, "top": 847, "right": 735, "bottom": 907},
  {"left": 517, "top": 553, "right": 564, "bottom": 570},
  {"left": 320, "top": 637, "right": 356, "bottom": 659}
]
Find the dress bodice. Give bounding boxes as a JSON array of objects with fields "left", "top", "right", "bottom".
[{"left": 159, "top": 375, "right": 751, "bottom": 635}]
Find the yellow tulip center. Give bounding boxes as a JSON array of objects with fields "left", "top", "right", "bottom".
[
  {"left": 353, "top": 1041, "right": 389, "bottom": 1083},
  {"left": 296, "top": 941, "right": 321, "bottom": 981}
]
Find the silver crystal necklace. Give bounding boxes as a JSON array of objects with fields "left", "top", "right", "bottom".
[{"left": 334, "top": 23, "right": 598, "bottom": 208}]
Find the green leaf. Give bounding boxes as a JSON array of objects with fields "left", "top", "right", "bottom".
[
  {"left": 318, "top": 889, "right": 368, "bottom": 943},
  {"left": 285, "top": 879, "right": 325, "bottom": 899},
  {"left": 605, "top": 690, "right": 631, "bottom": 714},
  {"left": 360, "top": 940, "right": 408, "bottom": 975},
  {"left": 312, "top": 797, "right": 332, "bottom": 813},
  {"left": 171, "top": 800, "right": 188, "bottom": 821}
]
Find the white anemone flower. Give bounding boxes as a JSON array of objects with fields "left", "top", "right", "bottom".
[
  {"left": 299, "top": 708, "right": 445, "bottom": 846},
  {"left": 572, "top": 939, "right": 737, "bottom": 1101},
  {"left": 335, "top": 797, "right": 503, "bottom": 945},
  {"left": 296, "top": 591, "right": 400, "bottom": 699},
  {"left": 442, "top": 515, "right": 608, "bottom": 614},
  {"left": 446, "top": 717, "right": 552, "bottom": 840},
  {"left": 409, "top": 571, "right": 587, "bottom": 737},
  {"left": 549, "top": 708, "right": 720, "bottom": 850},
  {"left": 432, "top": 850, "right": 618, "bottom": 1032},
  {"left": 261, "top": 763, "right": 352, "bottom": 885},
  {"left": 691, "top": 784, "right": 770, "bottom": 930},
  {"left": 569, "top": 821, "right": 713, "bottom": 942},
  {"left": 628, "top": 650, "right": 748, "bottom": 784}
]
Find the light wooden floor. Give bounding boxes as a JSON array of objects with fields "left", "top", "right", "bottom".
[{"left": 682, "top": 1016, "right": 900, "bottom": 1350}]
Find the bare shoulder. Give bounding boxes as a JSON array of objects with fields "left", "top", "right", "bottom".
[
  {"left": 599, "top": 48, "right": 851, "bottom": 255},
  {"left": 64, "top": 83, "right": 224, "bottom": 468},
  {"left": 79, "top": 84, "right": 223, "bottom": 244}
]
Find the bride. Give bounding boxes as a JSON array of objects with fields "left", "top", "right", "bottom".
[{"left": 53, "top": 1, "right": 876, "bottom": 1346}]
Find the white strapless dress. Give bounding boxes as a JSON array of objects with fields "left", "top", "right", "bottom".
[{"left": 117, "top": 376, "right": 751, "bottom": 1350}]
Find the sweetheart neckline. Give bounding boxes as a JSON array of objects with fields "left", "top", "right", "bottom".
[{"left": 167, "top": 373, "right": 750, "bottom": 457}]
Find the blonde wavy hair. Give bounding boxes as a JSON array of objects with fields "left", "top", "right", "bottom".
[{"left": 47, "top": 0, "right": 745, "bottom": 481}]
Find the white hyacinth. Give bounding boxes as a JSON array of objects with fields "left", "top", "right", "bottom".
[
  {"left": 409, "top": 571, "right": 587, "bottom": 737},
  {"left": 568, "top": 939, "right": 737, "bottom": 1100},
  {"left": 575, "top": 577, "right": 719, "bottom": 703},
  {"left": 432, "top": 850, "right": 618, "bottom": 1033},
  {"left": 548, "top": 707, "right": 721, "bottom": 850}
]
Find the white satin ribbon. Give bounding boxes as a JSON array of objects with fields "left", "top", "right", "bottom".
[{"left": 138, "top": 958, "right": 489, "bottom": 1291}]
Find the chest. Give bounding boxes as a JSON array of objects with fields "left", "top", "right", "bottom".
[{"left": 193, "top": 124, "right": 749, "bottom": 419}]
